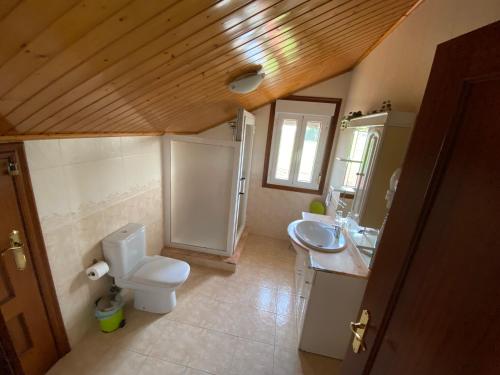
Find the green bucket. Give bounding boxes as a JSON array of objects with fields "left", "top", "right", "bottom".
[{"left": 95, "top": 294, "right": 125, "bottom": 333}]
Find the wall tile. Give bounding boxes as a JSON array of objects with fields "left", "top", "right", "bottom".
[
  {"left": 122, "top": 136, "right": 159, "bottom": 156},
  {"left": 30, "top": 167, "right": 72, "bottom": 227},
  {"left": 146, "top": 219, "right": 164, "bottom": 256},
  {"left": 43, "top": 224, "right": 82, "bottom": 290},
  {"left": 143, "top": 152, "right": 162, "bottom": 185},
  {"left": 123, "top": 154, "right": 148, "bottom": 193},
  {"left": 27, "top": 136, "right": 164, "bottom": 347},
  {"left": 75, "top": 211, "right": 107, "bottom": 266},
  {"left": 60, "top": 138, "right": 103, "bottom": 165},
  {"left": 24, "top": 140, "right": 62, "bottom": 171},
  {"left": 99, "top": 137, "right": 122, "bottom": 159},
  {"left": 99, "top": 157, "right": 128, "bottom": 203},
  {"left": 103, "top": 202, "right": 129, "bottom": 234},
  {"left": 64, "top": 161, "right": 105, "bottom": 216}
]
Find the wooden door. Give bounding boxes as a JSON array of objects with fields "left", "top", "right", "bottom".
[
  {"left": 341, "top": 21, "right": 500, "bottom": 374},
  {"left": 0, "top": 143, "right": 69, "bottom": 375}
]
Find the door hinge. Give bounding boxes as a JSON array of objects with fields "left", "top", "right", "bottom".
[{"left": 7, "top": 161, "right": 19, "bottom": 176}]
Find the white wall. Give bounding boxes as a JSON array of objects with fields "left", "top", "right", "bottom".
[
  {"left": 344, "top": 0, "right": 500, "bottom": 114},
  {"left": 246, "top": 72, "right": 352, "bottom": 239},
  {"left": 25, "top": 136, "right": 163, "bottom": 346}
]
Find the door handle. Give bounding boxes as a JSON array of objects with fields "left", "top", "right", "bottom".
[
  {"left": 1, "top": 230, "right": 27, "bottom": 271},
  {"left": 350, "top": 309, "right": 370, "bottom": 353}
]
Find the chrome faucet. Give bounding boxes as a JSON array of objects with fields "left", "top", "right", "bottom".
[{"left": 333, "top": 225, "right": 341, "bottom": 240}]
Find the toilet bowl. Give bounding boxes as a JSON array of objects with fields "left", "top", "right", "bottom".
[{"left": 102, "top": 223, "right": 190, "bottom": 314}]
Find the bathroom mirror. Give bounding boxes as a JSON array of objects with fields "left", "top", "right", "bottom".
[{"left": 330, "top": 112, "right": 416, "bottom": 254}]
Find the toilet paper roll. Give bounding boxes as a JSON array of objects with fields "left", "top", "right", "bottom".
[{"left": 86, "top": 261, "right": 109, "bottom": 281}]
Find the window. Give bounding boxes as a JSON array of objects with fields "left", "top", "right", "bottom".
[
  {"left": 266, "top": 111, "right": 333, "bottom": 192},
  {"left": 268, "top": 113, "right": 330, "bottom": 190},
  {"left": 263, "top": 97, "right": 341, "bottom": 194},
  {"left": 343, "top": 129, "right": 368, "bottom": 188}
]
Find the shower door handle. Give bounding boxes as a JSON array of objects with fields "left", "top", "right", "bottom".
[{"left": 239, "top": 177, "right": 246, "bottom": 195}]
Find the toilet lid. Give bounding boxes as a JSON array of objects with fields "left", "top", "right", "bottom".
[{"left": 131, "top": 256, "right": 190, "bottom": 287}]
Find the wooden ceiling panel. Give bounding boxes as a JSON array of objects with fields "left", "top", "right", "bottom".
[
  {"left": 93, "top": 3, "right": 408, "bottom": 131},
  {"left": 0, "top": 0, "right": 421, "bottom": 139},
  {"left": 149, "top": 6, "right": 409, "bottom": 124},
  {"left": 58, "top": 0, "right": 411, "bottom": 133}
]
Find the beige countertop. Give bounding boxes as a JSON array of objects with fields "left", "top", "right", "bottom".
[{"left": 287, "top": 212, "right": 370, "bottom": 279}]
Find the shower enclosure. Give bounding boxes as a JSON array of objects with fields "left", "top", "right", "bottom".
[{"left": 163, "top": 109, "right": 255, "bottom": 256}]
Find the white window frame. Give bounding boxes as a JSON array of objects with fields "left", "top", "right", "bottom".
[{"left": 267, "top": 112, "right": 331, "bottom": 190}]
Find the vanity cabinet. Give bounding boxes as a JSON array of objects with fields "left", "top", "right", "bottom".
[
  {"left": 294, "top": 248, "right": 367, "bottom": 359},
  {"left": 290, "top": 213, "right": 369, "bottom": 360},
  {"left": 295, "top": 248, "right": 315, "bottom": 332}
]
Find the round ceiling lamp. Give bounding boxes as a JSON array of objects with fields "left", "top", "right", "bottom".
[{"left": 228, "top": 69, "right": 265, "bottom": 94}]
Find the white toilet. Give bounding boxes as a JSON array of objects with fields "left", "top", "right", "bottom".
[{"left": 102, "top": 223, "right": 190, "bottom": 314}]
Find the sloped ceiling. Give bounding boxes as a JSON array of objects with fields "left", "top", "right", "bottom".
[{"left": 0, "top": 0, "right": 420, "bottom": 139}]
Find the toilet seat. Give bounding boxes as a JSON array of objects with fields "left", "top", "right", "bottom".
[
  {"left": 131, "top": 256, "right": 190, "bottom": 287},
  {"left": 115, "top": 255, "right": 190, "bottom": 292}
]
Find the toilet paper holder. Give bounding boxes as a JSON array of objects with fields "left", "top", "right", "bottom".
[{"left": 86, "top": 259, "right": 110, "bottom": 280}]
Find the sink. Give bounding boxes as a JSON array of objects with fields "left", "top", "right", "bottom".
[{"left": 294, "top": 220, "right": 347, "bottom": 253}]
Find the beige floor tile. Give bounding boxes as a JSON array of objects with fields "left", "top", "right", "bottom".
[
  {"left": 227, "top": 338, "right": 274, "bottom": 375},
  {"left": 276, "top": 271, "right": 296, "bottom": 293},
  {"left": 246, "top": 285, "right": 278, "bottom": 313},
  {"left": 93, "top": 349, "right": 147, "bottom": 375},
  {"left": 274, "top": 346, "right": 342, "bottom": 375},
  {"left": 191, "top": 277, "right": 223, "bottom": 299},
  {"left": 46, "top": 355, "right": 81, "bottom": 375},
  {"left": 276, "top": 313, "right": 298, "bottom": 350},
  {"left": 187, "top": 329, "right": 238, "bottom": 374},
  {"left": 47, "top": 330, "right": 113, "bottom": 374},
  {"left": 149, "top": 321, "right": 205, "bottom": 366},
  {"left": 214, "top": 282, "right": 250, "bottom": 305},
  {"left": 185, "top": 368, "right": 213, "bottom": 375},
  {"left": 112, "top": 316, "right": 169, "bottom": 355},
  {"left": 273, "top": 346, "right": 305, "bottom": 375},
  {"left": 204, "top": 300, "right": 236, "bottom": 333},
  {"left": 48, "top": 234, "right": 343, "bottom": 375},
  {"left": 230, "top": 305, "right": 276, "bottom": 345},
  {"left": 138, "top": 356, "right": 187, "bottom": 375},
  {"left": 276, "top": 292, "right": 297, "bottom": 316},
  {"left": 166, "top": 293, "right": 219, "bottom": 328}
]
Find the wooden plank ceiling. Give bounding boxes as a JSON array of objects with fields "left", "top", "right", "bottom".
[{"left": 0, "top": 0, "right": 420, "bottom": 139}]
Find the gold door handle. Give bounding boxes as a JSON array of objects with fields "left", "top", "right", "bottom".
[
  {"left": 1, "top": 230, "right": 27, "bottom": 271},
  {"left": 350, "top": 309, "right": 370, "bottom": 353}
]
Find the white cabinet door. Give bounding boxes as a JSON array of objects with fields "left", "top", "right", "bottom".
[{"left": 352, "top": 128, "right": 381, "bottom": 221}]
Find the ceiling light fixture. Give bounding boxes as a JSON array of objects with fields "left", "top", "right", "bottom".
[{"left": 228, "top": 69, "right": 265, "bottom": 94}]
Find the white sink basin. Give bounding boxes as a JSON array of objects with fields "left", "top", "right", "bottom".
[{"left": 294, "top": 220, "right": 347, "bottom": 253}]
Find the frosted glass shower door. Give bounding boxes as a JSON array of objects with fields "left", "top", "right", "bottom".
[{"left": 166, "top": 136, "right": 239, "bottom": 255}]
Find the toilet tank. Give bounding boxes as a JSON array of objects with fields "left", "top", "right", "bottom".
[{"left": 102, "top": 223, "right": 146, "bottom": 278}]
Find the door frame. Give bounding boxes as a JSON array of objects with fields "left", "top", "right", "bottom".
[
  {"left": 0, "top": 142, "right": 70, "bottom": 373},
  {"left": 341, "top": 21, "right": 500, "bottom": 374}
]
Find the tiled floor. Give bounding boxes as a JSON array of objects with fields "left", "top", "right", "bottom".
[{"left": 48, "top": 235, "right": 342, "bottom": 375}]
